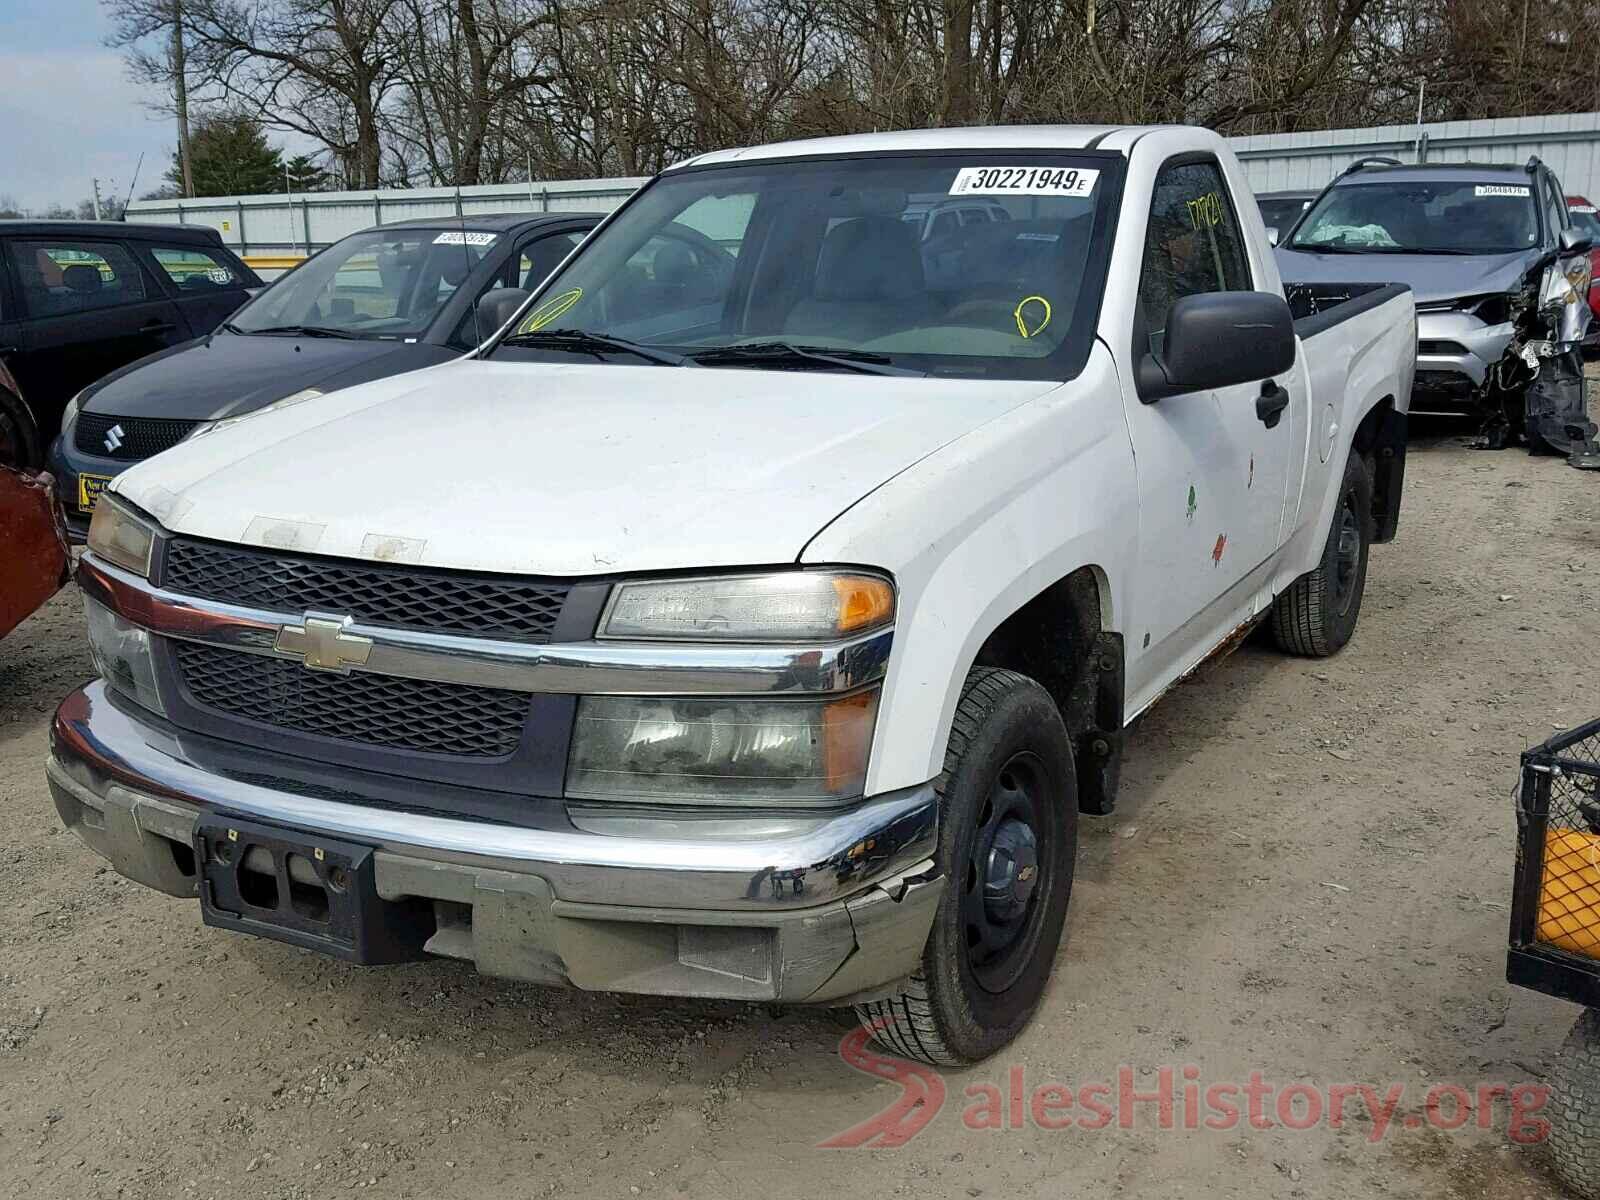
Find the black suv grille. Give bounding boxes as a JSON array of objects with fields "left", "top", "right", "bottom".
[
  {"left": 174, "top": 642, "right": 528, "bottom": 757},
  {"left": 162, "top": 538, "right": 571, "bottom": 642},
  {"left": 75, "top": 413, "right": 199, "bottom": 460}
]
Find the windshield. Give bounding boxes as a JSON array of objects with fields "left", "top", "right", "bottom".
[
  {"left": 1290, "top": 180, "right": 1539, "bottom": 254},
  {"left": 490, "top": 153, "right": 1120, "bottom": 379},
  {"left": 230, "top": 227, "right": 498, "bottom": 337}
]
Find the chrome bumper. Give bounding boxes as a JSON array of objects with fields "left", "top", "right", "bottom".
[{"left": 49, "top": 681, "right": 943, "bottom": 1003}]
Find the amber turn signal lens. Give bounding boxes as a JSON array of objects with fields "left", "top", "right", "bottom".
[{"left": 833, "top": 575, "right": 895, "bottom": 635}]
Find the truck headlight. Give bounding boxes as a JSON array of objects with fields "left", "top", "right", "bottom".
[
  {"left": 565, "top": 690, "right": 878, "bottom": 806},
  {"left": 600, "top": 571, "right": 893, "bottom": 642},
  {"left": 83, "top": 597, "right": 166, "bottom": 716},
  {"left": 86, "top": 494, "right": 156, "bottom": 578}
]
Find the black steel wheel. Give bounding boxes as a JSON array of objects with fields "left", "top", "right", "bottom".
[
  {"left": 856, "top": 668, "right": 1077, "bottom": 1066},
  {"left": 1270, "top": 451, "right": 1373, "bottom": 656}
]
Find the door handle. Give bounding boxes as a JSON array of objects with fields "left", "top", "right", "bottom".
[
  {"left": 140, "top": 320, "right": 177, "bottom": 334},
  {"left": 1256, "top": 381, "right": 1290, "bottom": 429},
  {"left": 0, "top": 345, "right": 16, "bottom": 356}
]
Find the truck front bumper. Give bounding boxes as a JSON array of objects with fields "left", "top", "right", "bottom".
[{"left": 49, "top": 681, "right": 943, "bottom": 1004}]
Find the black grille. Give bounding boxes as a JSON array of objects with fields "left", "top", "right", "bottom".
[
  {"left": 174, "top": 642, "right": 528, "bottom": 757},
  {"left": 75, "top": 413, "right": 199, "bottom": 460},
  {"left": 163, "top": 538, "right": 571, "bottom": 642}
]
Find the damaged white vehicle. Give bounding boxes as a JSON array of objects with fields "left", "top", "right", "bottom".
[
  {"left": 51, "top": 125, "right": 1415, "bottom": 1065},
  {"left": 1278, "top": 156, "right": 1596, "bottom": 463}
]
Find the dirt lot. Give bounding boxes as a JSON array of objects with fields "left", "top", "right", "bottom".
[{"left": 3, "top": 398, "right": 1599, "bottom": 1200}]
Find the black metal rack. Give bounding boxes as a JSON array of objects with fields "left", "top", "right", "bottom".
[{"left": 1508, "top": 717, "right": 1600, "bottom": 1007}]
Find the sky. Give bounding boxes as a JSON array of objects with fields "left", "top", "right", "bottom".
[{"left": 0, "top": 0, "right": 190, "bottom": 212}]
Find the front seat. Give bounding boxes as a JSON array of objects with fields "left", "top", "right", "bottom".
[
  {"left": 784, "top": 216, "right": 934, "bottom": 343},
  {"left": 60, "top": 264, "right": 105, "bottom": 307}
]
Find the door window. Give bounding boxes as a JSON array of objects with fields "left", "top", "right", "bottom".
[
  {"left": 1137, "top": 161, "right": 1252, "bottom": 358},
  {"left": 149, "top": 245, "right": 246, "bottom": 292},
  {"left": 515, "top": 231, "right": 584, "bottom": 291},
  {"left": 448, "top": 231, "right": 586, "bottom": 349},
  {"left": 8, "top": 240, "right": 148, "bottom": 317}
]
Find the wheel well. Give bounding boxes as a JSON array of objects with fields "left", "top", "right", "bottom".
[
  {"left": 1351, "top": 396, "right": 1406, "bottom": 543},
  {"left": 0, "top": 385, "right": 44, "bottom": 470},
  {"left": 971, "top": 566, "right": 1124, "bottom": 815}
]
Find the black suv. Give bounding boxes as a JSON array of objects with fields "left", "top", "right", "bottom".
[
  {"left": 0, "top": 221, "right": 261, "bottom": 468},
  {"left": 48, "top": 211, "right": 600, "bottom": 538}
]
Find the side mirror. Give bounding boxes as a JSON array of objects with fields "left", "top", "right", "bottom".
[
  {"left": 1560, "top": 227, "right": 1595, "bottom": 255},
  {"left": 1265, "top": 226, "right": 1280, "bottom": 247},
  {"left": 476, "top": 287, "right": 531, "bottom": 335},
  {"left": 1137, "top": 291, "right": 1296, "bottom": 403}
]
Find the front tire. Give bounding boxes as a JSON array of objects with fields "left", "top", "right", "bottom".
[
  {"left": 855, "top": 668, "right": 1077, "bottom": 1066},
  {"left": 1270, "top": 451, "right": 1373, "bottom": 657}
]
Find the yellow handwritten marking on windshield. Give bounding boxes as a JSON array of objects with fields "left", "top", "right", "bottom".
[
  {"left": 519, "top": 287, "right": 583, "bottom": 333},
  {"left": 1014, "top": 295, "right": 1052, "bottom": 339},
  {"left": 1186, "top": 192, "right": 1224, "bottom": 228}
]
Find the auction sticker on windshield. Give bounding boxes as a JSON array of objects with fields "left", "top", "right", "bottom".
[
  {"left": 433, "top": 231, "right": 499, "bottom": 246},
  {"left": 950, "top": 166, "right": 1099, "bottom": 197},
  {"left": 1475, "top": 185, "right": 1531, "bottom": 198}
]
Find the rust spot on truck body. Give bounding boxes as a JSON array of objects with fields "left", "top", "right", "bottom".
[{"left": 0, "top": 466, "right": 69, "bottom": 641}]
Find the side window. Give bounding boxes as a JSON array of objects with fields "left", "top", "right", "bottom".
[
  {"left": 929, "top": 211, "right": 960, "bottom": 240},
  {"left": 1137, "top": 160, "right": 1252, "bottom": 357},
  {"left": 149, "top": 245, "right": 245, "bottom": 292},
  {"left": 958, "top": 208, "right": 989, "bottom": 226},
  {"left": 7, "top": 240, "right": 148, "bottom": 318},
  {"left": 515, "top": 231, "right": 584, "bottom": 291},
  {"left": 449, "top": 232, "right": 585, "bottom": 349}
]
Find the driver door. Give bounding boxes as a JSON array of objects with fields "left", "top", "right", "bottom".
[{"left": 1119, "top": 157, "right": 1298, "bottom": 701}]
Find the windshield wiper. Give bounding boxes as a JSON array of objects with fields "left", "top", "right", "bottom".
[
  {"left": 499, "top": 327, "right": 686, "bottom": 366},
  {"left": 1291, "top": 243, "right": 1383, "bottom": 254},
  {"left": 243, "top": 324, "right": 364, "bottom": 339},
  {"left": 689, "top": 341, "right": 922, "bottom": 376}
]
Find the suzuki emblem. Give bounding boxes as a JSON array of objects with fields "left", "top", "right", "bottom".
[
  {"left": 274, "top": 616, "right": 373, "bottom": 673},
  {"left": 103, "top": 424, "right": 125, "bottom": 453}
]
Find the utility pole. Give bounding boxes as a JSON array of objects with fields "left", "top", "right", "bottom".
[
  {"left": 91, "top": 178, "right": 103, "bottom": 221},
  {"left": 173, "top": 0, "right": 195, "bottom": 198}
]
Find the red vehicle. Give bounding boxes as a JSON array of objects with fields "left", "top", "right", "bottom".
[
  {"left": 0, "top": 358, "right": 68, "bottom": 640},
  {"left": 1567, "top": 195, "right": 1600, "bottom": 335}
]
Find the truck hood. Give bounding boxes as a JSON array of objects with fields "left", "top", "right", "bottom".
[
  {"left": 82, "top": 331, "right": 428, "bottom": 422},
  {"left": 113, "top": 360, "right": 1060, "bottom": 576},
  {"left": 1275, "top": 246, "right": 1542, "bottom": 306}
]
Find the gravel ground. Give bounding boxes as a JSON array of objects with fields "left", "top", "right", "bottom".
[{"left": 2, "top": 390, "right": 1598, "bottom": 1200}]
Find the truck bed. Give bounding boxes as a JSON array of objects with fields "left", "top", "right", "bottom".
[{"left": 1285, "top": 280, "right": 1411, "bottom": 338}]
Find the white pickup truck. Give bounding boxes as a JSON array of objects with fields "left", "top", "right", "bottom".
[{"left": 51, "top": 125, "right": 1414, "bottom": 1066}]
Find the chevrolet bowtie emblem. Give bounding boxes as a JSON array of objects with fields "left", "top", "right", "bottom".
[
  {"left": 1017, "top": 865, "right": 1037, "bottom": 883},
  {"left": 275, "top": 616, "right": 373, "bottom": 672}
]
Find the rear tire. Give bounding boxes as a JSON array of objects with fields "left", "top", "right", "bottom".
[
  {"left": 0, "top": 389, "right": 40, "bottom": 471},
  {"left": 1549, "top": 1008, "right": 1600, "bottom": 1200},
  {"left": 1270, "top": 451, "right": 1373, "bottom": 657},
  {"left": 855, "top": 668, "right": 1077, "bottom": 1066}
]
